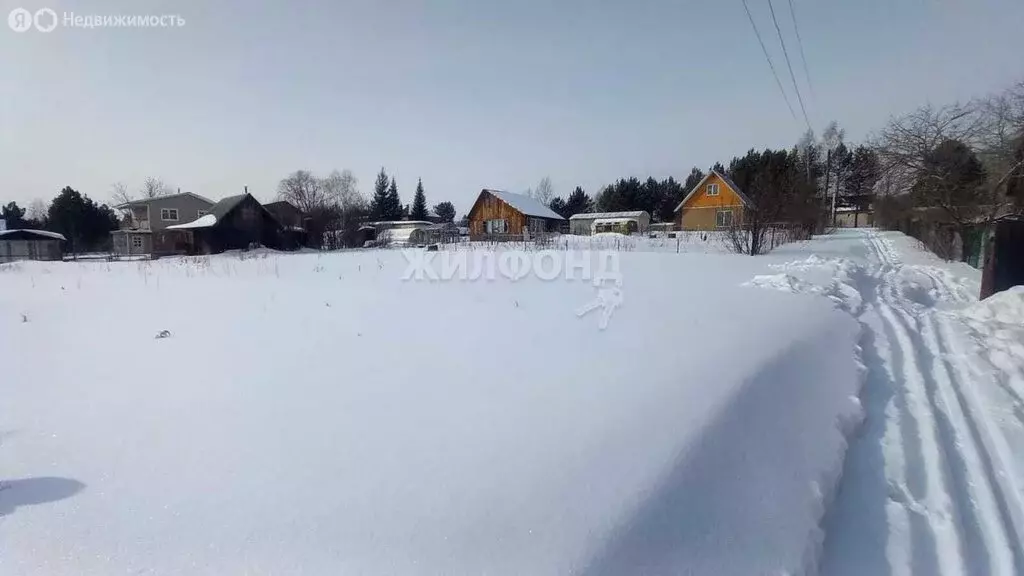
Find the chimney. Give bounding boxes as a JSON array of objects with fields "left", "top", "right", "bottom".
[{"left": 244, "top": 186, "right": 248, "bottom": 195}]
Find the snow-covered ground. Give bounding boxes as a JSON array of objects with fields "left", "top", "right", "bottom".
[
  {"left": 1, "top": 229, "right": 1021, "bottom": 575},
  {"left": 745, "top": 230, "right": 1024, "bottom": 576}
]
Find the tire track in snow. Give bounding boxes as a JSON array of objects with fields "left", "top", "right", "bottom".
[
  {"left": 868, "top": 230, "right": 1023, "bottom": 575},
  {"left": 916, "top": 260, "right": 1024, "bottom": 573},
  {"left": 864, "top": 232, "right": 962, "bottom": 576}
]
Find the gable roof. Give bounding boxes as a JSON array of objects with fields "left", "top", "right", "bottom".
[
  {"left": 168, "top": 194, "right": 280, "bottom": 230},
  {"left": 115, "top": 192, "right": 214, "bottom": 209},
  {"left": 673, "top": 170, "right": 755, "bottom": 212},
  {"left": 569, "top": 211, "right": 649, "bottom": 220},
  {"left": 208, "top": 194, "right": 249, "bottom": 221},
  {"left": 479, "top": 189, "right": 566, "bottom": 220},
  {"left": 264, "top": 200, "right": 301, "bottom": 213}
]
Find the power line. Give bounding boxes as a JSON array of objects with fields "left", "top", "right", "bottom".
[
  {"left": 787, "top": 0, "right": 814, "bottom": 99},
  {"left": 741, "top": 0, "right": 796, "bottom": 121},
  {"left": 767, "top": 0, "right": 812, "bottom": 132}
]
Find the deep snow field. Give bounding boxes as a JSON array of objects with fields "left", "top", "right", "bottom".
[{"left": 1, "top": 229, "right": 1021, "bottom": 575}]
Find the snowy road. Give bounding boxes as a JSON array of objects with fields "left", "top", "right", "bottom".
[{"left": 820, "top": 230, "right": 1024, "bottom": 576}]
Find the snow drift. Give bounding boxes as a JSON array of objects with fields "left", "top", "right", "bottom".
[{"left": 1, "top": 250, "right": 861, "bottom": 575}]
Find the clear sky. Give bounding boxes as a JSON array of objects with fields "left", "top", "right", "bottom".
[{"left": 2, "top": 0, "right": 1022, "bottom": 215}]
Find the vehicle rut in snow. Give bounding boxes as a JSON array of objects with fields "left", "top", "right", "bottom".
[{"left": 861, "top": 230, "right": 1023, "bottom": 576}]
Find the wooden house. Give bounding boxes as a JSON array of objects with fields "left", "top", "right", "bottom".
[
  {"left": 166, "top": 193, "right": 285, "bottom": 254},
  {"left": 467, "top": 189, "right": 566, "bottom": 240},
  {"left": 264, "top": 200, "right": 309, "bottom": 248},
  {"left": 674, "top": 170, "right": 755, "bottom": 231}
]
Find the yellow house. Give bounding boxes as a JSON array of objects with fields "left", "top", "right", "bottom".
[{"left": 674, "top": 170, "right": 755, "bottom": 231}]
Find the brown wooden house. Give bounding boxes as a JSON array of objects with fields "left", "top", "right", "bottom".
[
  {"left": 467, "top": 189, "right": 566, "bottom": 240},
  {"left": 167, "top": 193, "right": 285, "bottom": 254},
  {"left": 674, "top": 170, "right": 755, "bottom": 231}
]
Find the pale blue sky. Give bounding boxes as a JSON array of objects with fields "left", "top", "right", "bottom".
[{"left": 2, "top": 0, "right": 1022, "bottom": 215}]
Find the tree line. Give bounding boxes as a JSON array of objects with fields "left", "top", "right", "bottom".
[
  {"left": 871, "top": 80, "right": 1024, "bottom": 260},
  {"left": 274, "top": 168, "right": 457, "bottom": 249},
  {"left": 526, "top": 78, "right": 1022, "bottom": 257},
  {"left": 521, "top": 122, "right": 881, "bottom": 254},
  {"left": 2, "top": 187, "right": 119, "bottom": 254},
  {"left": 7, "top": 78, "right": 1019, "bottom": 258}
]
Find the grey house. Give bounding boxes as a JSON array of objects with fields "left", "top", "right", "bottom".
[
  {"left": 111, "top": 192, "right": 215, "bottom": 256},
  {"left": 0, "top": 229, "right": 66, "bottom": 263}
]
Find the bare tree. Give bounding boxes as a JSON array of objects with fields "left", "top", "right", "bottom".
[
  {"left": 534, "top": 177, "right": 554, "bottom": 206},
  {"left": 111, "top": 182, "right": 132, "bottom": 206},
  {"left": 140, "top": 177, "right": 169, "bottom": 198},
  {"left": 27, "top": 199, "right": 47, "bottom": 222},
  {"left": 278, "top": 170, "right": 340, "bottom": 250},
  {"left": 976, "top": 83, "right": 1024, "bottom": 187},
  {"left": 277, "top": 170, "right": 329, "bottom": 213},
  {"left": 872, "top": 102, "right": 985, "bottom": 194},
  {"left": 321, "top": 169, "right": 366, "bottom": 212},
  {"left": 821, "top": 120, "right": 845, "bottom": 151}
]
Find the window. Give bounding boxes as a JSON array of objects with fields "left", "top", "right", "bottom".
[
  {"left": 707, "top": 183, "right": 720, "bottom": 196},
  {"left": 131, "top": 236, "right": 144, "bottom": 249},
  {"left": 197, "top": 210, "right": 208, "bottom": 218},
  {"left": 160, "top": 208, "right": 179, "bottom": 221},
  {"left": 716, "top": 209, "right": 734, "bottom": 228},
  {"left": 485, "top": 219, "right": 507, "bottom": 234}
]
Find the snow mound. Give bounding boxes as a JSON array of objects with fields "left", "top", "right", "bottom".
[
  {"left": 745, "top": 260, "right": 866, "bottom": 316},
  {"left": 745, "top": 273, "right": 814, "bottom": 293},
  {"left": 769, "top": 254, "right": 837, "bottom": 272},
  {"left": 959, "top": 285, "right": 1024, "bottom": 325}
]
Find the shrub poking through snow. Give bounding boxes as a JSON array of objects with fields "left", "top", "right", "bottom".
[{"left": 155, "top": 330, "right": 171, "bottom": 339}]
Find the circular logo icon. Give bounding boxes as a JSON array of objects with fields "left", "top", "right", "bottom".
[
  {"left": 34, "top": 8, "right": 57, "bottom": 32},
  {"left": 8, "top": 7, "right": 33, "bottom": 32}
]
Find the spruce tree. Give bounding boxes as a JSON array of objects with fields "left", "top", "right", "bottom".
[
  {"left": 385, "top": 177, "right": 402, "bottom": 220},
  {"left": 549, "top": 197, "right": 568, "bottom": 218},
  {"left": 564, "top": 187, "right": 593, "bottom": 216},
  {"left": 411, "top": 179, "right": 429, "bottom": 221},
  {"left": 370, "top": 168, "right": 390, "bottom": 219},
  {"left": 432, "top": 201, "right": 456, "bottom": 223}
]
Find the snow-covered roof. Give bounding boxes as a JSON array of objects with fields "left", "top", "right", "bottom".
[
  {"left": 166, "top": 214, "right": 217, "bottom": 230},
  {"left": 115, "top": 192, "right": 214, "bottom": 209},
  {"left": 592, "top": 218, "right": 639, "bottom": 225},
  {"left": 366, "top": 221, "right": 434, "bottom": 229},
  {"left": 0, "top": 229, "right": 67, "bottom": 241},
  {"left": 384, "top": 227, "right": 427, "bottom": 244},
  {"left": 569, "top": 211, "right": 648, "bottom": 220},
  {"left": 484, "top": 190, "right": 565, "bottom": 220}
]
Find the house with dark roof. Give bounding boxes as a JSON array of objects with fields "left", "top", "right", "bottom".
[
  {"left": 111, "top": 192, "right": 215, "bottom": 256},
  {"left": 263, "top": 201, "right": 306, "bottom": 230},
  {"left": 264, "top": 200, "right": 309, "bottom": 249},
  {"left": 166, "top": 192, "right": 285, "bottom": 254},
  {"left": 467, "top": 189, "right": 566, "bottom": 240},
  {"left": 673, "top": 170, "right": 755, "bottom": 231}
]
